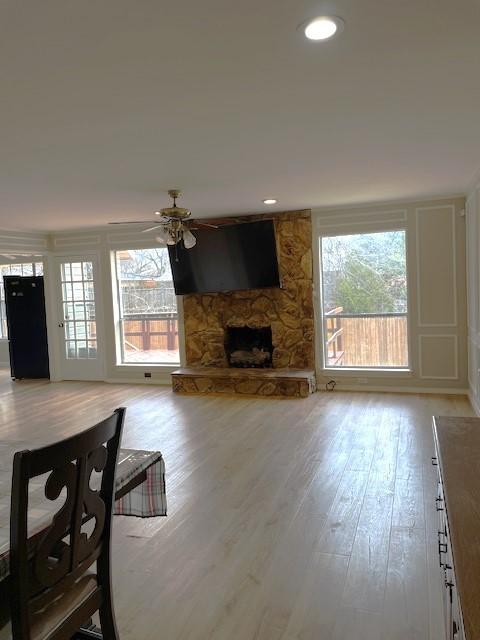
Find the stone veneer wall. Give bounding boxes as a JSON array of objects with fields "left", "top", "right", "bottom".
[{"left": 182, "top": 210, "right": 315, "bottom": 370}]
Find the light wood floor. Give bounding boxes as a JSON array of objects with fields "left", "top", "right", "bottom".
[{"left": 0, "top": 371, "right": 474, "bottom": 639}]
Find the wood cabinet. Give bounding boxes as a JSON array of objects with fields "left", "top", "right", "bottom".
[
  {"left": 433, "top": 416, "right": 480, "bottom": 640},
  {"left": 435, "top": 470, "right": 464, "bottom": 639}
]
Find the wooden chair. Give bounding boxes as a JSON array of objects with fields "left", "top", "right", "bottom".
[{"left": 5, "top": 407, "right": 126, "bottom": 640}]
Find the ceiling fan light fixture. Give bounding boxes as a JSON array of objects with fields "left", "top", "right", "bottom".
[
  {"left": 182, "top": 228, "right": 197, "bottom": 249},
  {"left": 155, "top": 227, "right": 170, "bottom": 244},
  {"left": 112, "top": 189, "right": 201, "bottom": 251}
]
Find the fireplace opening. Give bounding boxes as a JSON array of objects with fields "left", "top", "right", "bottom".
[{"left": 224, "top": 326, "right": 273, "bottom": 368}]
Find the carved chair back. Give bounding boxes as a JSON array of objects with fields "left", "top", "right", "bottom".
[{"left": 9, "top": 407, "right": 126, "bottom": 640}]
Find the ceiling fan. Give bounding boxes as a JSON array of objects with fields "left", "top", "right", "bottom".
[{"left": 109, "top": 189, "right": 217, "bottom": 250}]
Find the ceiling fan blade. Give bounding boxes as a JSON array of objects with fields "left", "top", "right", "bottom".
[
  {"left": 108, "top": 220, "right": 161, "bottom": 225},
  {"left": 141, "top": 226, "right": 164, "bottom": 233},
  {"left": 194, "top": 221, "right": 219, "bottom": 229}
]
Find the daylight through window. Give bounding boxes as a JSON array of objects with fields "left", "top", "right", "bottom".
[
  {"left": 115, "top": 248, "right": 179, "bottom": 364},
  {"left": 320, "top": 231, "right": 409, "bottom": 369}
]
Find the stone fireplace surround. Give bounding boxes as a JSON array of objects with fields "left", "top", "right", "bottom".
[{"left": 172, "top": 210, "right": 316, "bottom": 397}]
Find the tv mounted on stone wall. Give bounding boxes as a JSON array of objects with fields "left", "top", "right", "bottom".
[{"left": 168, "top": 219, "right": 281, "bottom": 295}]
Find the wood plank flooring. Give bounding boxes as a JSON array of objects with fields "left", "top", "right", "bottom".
[{"left": 0, "top": 371, "right": 474, "bottom": 639}]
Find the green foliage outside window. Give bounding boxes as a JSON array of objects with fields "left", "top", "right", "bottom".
[{"left": 322, "top": 231, "right": 407, "bottom": 314}]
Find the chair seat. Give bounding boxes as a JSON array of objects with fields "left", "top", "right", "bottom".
[{"left": 0, "top": 575, "right": 98, "bottom": 640}]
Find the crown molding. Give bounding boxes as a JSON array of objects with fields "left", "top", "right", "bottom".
[{"left": 312, "top": 192, "right": 466, "bottom": 214}]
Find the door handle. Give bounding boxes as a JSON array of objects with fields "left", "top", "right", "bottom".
[{"left": 58, "top": 322, "right": 64, "bottom": 328}]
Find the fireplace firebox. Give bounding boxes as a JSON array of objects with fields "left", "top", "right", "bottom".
[{"left": 224, "top": 326, "right": 273, "bottom": 368}]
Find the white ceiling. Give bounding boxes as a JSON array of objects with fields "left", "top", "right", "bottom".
[{"left": 1, "top": 0, "right": 480, "bottom": 231}]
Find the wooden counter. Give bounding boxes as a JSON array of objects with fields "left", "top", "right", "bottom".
[{"left": 433, "top": 416, "right": 480, "bottom": 640}]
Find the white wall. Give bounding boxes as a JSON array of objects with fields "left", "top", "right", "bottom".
[
  {"left": 466, "top": 176, "right": 480, "bottom": 412},
  {"left": 0, "top": 341, "right": 9, "bottom": 366},
  {"left": 312, "top": 196, "right": 468, "bottom": 393}
]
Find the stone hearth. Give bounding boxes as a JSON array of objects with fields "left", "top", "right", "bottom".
[{"left": 172, "top": 367, "right": 316, "bottom": 398}]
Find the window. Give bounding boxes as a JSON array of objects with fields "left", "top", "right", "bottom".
[
  {"left": 0, "top": 261, "right": 44, "bottom": 338},
  {"left": 114, "top": 248, "right": 179, "bottom": 364},
  {"left": 320, "top": 230, "right": 409, "bottom": 369},
  {"left": 60, "top": 261, "right": 97, "bottom": 359}
]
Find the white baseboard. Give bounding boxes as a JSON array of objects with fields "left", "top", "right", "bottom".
[
  {"left": 107, "top": 379, "right": 469, "bottom": 394},
  {"left": 319, "top": 383, "right": 469, "bottom": 395},
  {"left": 104, "top": 377, "right": 171, "bottom": 386},
  {"left": 468, "top": 389, "right": 480, "bottom": 415}
]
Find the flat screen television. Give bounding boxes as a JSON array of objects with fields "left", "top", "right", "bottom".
[{"left": 168, "top": 219, "right": 281, "bottom": 295}]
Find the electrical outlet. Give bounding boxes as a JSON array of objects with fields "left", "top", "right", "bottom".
[{"left": 356, "top": 377, "right": 368, "bottom": 384}]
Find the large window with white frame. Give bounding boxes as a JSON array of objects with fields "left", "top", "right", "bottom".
[
  {"left": 320, "top": 230, "right": 409, "bottom": 369},
  {"left": 114, "top": 248, "right": 179, "bottom": 364},
  {"left": 0, "top": 261, "right": 44, "bottom": 338}
]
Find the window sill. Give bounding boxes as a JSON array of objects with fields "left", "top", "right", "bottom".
[
  {"left": 321, "top": 367, "right": 412, "bottom": 378},
  {"left": 114, "top": 363, "right": 180, "bottom": 370}
]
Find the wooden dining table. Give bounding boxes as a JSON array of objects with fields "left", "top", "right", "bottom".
[{"left": 0, "top": 441, "right": 167, "bottom": 626}]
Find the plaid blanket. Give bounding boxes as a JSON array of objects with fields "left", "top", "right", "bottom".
[{"left": 114, "top": 449, "right": 167, "bottom": 517}]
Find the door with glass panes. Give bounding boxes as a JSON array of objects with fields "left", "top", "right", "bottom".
[{"left": 55, "top": 256, "right": 104, "bottom": 380}]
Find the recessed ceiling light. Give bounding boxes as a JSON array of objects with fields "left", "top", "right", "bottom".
[
  {"left": 155, "top": 211, "right": 161, "bottom": 215},
  {"left": 263, "top": 198, "right": 277, "bottom": 205},
  {"left": 303, "top": 16, "right": 344, "bottom": 41}
]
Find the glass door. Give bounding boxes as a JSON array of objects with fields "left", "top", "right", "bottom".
[{"left": 56, "top": 256, "right": 104, "bottom": 380}]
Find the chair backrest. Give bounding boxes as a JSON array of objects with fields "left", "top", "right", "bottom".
[{"left": 9, "top": 407, "right": 126, "bottom": 639}]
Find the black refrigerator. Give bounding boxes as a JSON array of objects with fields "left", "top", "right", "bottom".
[{"left": 4, "top": 275, "right": 50, "bottom": 379}]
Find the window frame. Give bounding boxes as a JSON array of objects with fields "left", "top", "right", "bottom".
[
  {"left": 112, "top": 248, "right": 180, "bottom": 366},
  {"left": 318, "top": 227, "right": 412, "bottom": 373}
]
